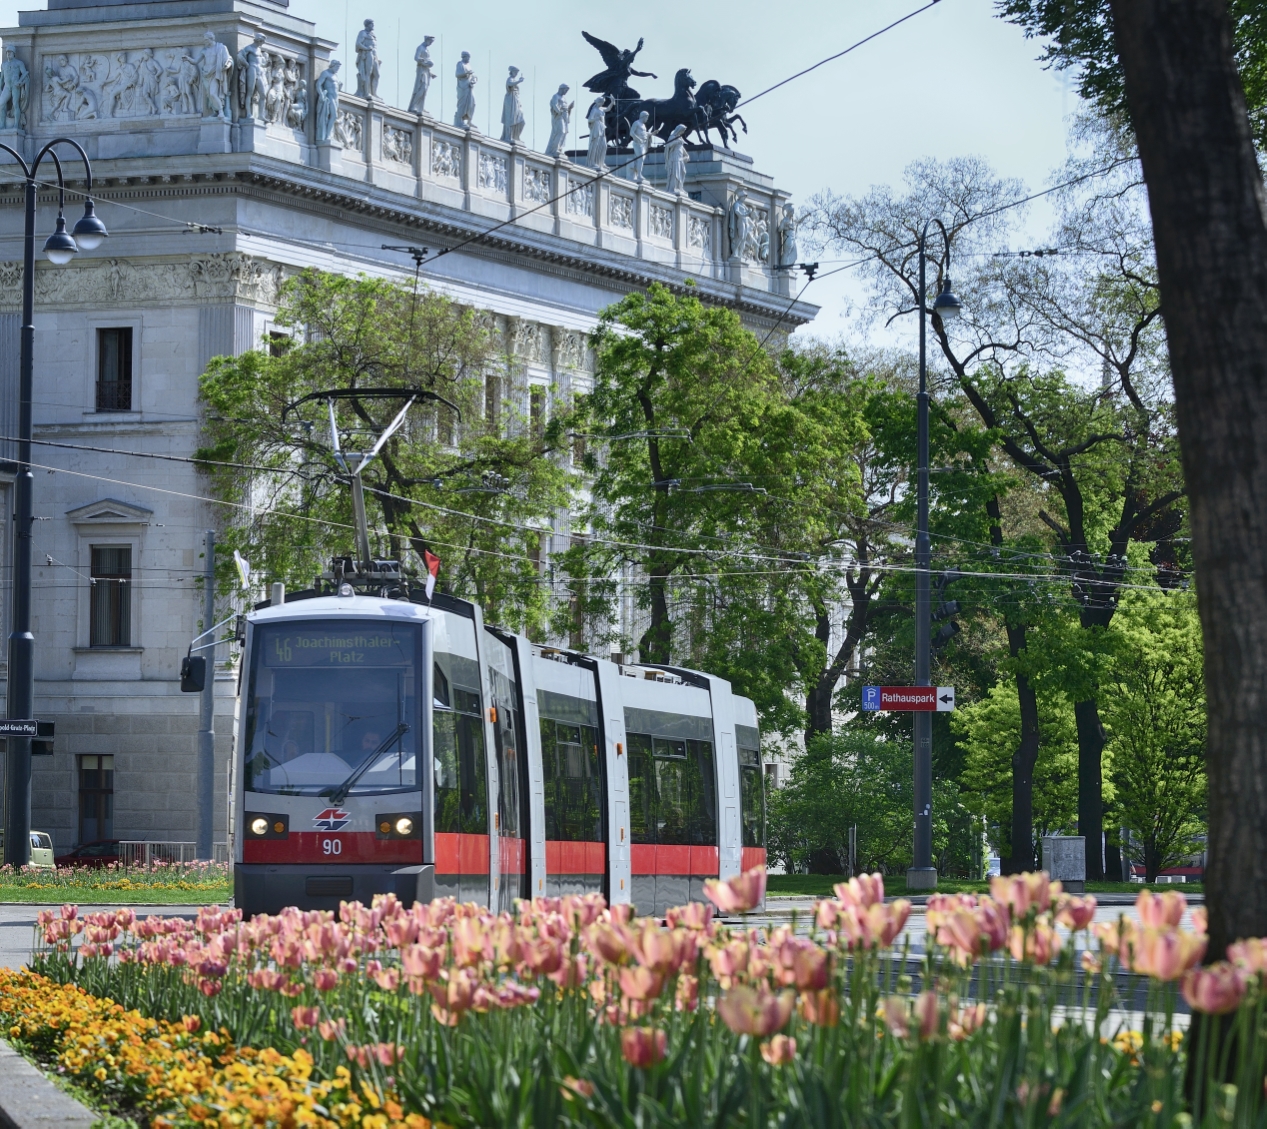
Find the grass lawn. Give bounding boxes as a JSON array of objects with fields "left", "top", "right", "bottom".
[
  {"left": 766, "top": 873, "right": 1204, "bottom": 898},
  {"left": 0, "top": 861, "right": 232, "bottom": 905},
  {"left": 0, "top": 884, "right": 231, "bottom": 905}
]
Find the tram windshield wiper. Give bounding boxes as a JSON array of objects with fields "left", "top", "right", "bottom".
[{"left": 321, "top": 722, "right": 410, "bottom": 806}]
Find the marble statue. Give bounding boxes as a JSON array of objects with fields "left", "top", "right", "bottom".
[
  {"left": 288, "top": 77, "right": 307, "bottom": 128},
  {"left": 408, "top": 36, "right": 435, "bottom": 115},
  {"left": 236, "top": 32, "right": 267, "bottom": 121},
  {"left": 355, "top": 20, "right": 380, "bottom": 100},
  {"left": 664, "top": 123, "right": 688, "bottom": 195},
  {"left": 628, "top": 110, "right": 650, "bottom": 182},
  {"left": 135, "top": 47, "right": 163, "bottom": 115},
  {"left": 282, "top": 57, "right": 299, "bottom": 124},
  {"left": 585, "top": 95, "right": 610, "bottom": 169},
  {"left": 197, "top": 32, "right": 233, "bottom": 121},
  {"left": 500, "top": 66, "right": 524, "bottom": 144},
  {"left": 102, "top": 52, "right": 139, "bottom": 117},
  {"left": 454, "top": 52, "right": 476, "bottom": 131},
  {"left": 315, "top": 60, "right": 341, "bottom": 142},
  {"left": 545, "top": 84, "right": 573, "bottom": 157},
  {"left": 728, "top": 187, "right": 753, "bottom": 259},
  {"left": 264, "top": 54, "right": 286, "bottom": 123},
  {"left": 777, "top": 203, "right": 798, "bottom": 268},
  {"left": 0, "top": 50, "right": 30, "bottom": 130}
]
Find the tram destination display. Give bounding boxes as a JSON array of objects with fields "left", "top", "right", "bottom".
[{"left": 262, "top": 627, "right": 413, "bottom": 667}]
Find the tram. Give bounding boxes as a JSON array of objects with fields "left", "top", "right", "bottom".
[
  {"left": 199, "top": 574, "right": 764, "bottom": 919},
  {"left": 184, "top": 390, "right": 765, "bottom": 918}
]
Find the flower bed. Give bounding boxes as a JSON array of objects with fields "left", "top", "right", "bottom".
[
  {"left": 0, "top": 861, "right": 232, "bottom": 904},
  {"left": 6, "top": 869, "right": 1265, "bottom": 1127}
]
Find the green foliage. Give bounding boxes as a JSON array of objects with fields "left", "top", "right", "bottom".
[
  {"left": 999, "top": 0, "right": 1267, "bottom": 148},
  {"left": 767, "top": 728, "right": 961, "bottom": 876},
  {"left": 955, "top": 677, "right": 1080, "bottom": 860},
  {"left": 197, "top": 270, "right": 574, "bottom": 635},
  {"left": 1103, "top": 588, "right": 1207, "bottom": 881}
]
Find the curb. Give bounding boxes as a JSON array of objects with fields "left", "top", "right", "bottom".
[{"left": 0, "top": 1040, "right": 96, "bottom": 1129}]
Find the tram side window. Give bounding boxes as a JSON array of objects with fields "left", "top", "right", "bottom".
[
  {"left": 434, "top": 674, "right": 486, "bottom": 836},
  {"left": 625, "top": 729, "right": 716, "bottom": 845},
  {"left": 539, "top": 714, "right": 603, "bottom": 841},
  {"left": 488, "top": 663, "right": 523, "bottom": 842},
  {"left": 737, "top": 729, "right": 765, "bottom": 848}
]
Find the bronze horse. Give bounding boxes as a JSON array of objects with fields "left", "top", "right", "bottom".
[
  {"left": 693, "top": 81, "right": 746, "bottom": 148},
  {"left": 615, "top": 68, "right": 703, "bottom": 143}
]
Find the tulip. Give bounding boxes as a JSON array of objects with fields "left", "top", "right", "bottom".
[
  {"left": 665, "top": 902, "right": 713, "bottom": 931},
  {"left": 181, "top": 1014, "right": 201, "bottom": 1034},
  {"left": 618, "top": 966, "right": 665, "bottom": 1001},
  {"left": 633, "top": 923, "right": 683, "bottom": 973},
  {"left": 1130, "top": 927, "right": 1206, "bottom": 981},
  {"left": 800, "top": 988, "right": 840, "bottom": 1027},
  {"left": 561, "top": 1076, "right": 595, "bottom": 1100},
  {"left": 523, "top": 938, "right": 565, "bottom": 976},
  {"left": 790, "top": 944, "right": 829, "bottom": 991},
  {"left": 401, "top": 944, "right": 442, "bottom": 981},
  {"left": 1183, "top": 962, "right": 1246, "bottom": 1015},
  {"left": 834, "top": 872, "right": 885, "bottom": 909},
  {"left": 1191, "top": 907, "right": 1208, "bottom": 935},
  {"left": 1009, "top": 921, "right": 1061, "bottom": 965},
  {"left": 1081, "top": 950, "right": 1102, "bottom": 975},
  {"left": 915, "top": 991, "right": 939, "bottom": 1039},
  {"left": 291, "top": 1005, "right": 320, "bottom": 1030},
  {"left": 620, "top": 1026, "right": 666, "bottom": 1068},
  {"left": 373, "top": 967, "right": 401, "bottom": 991},
  {"left": 760, "top": 1034, "right": 797, "bottom": 1065},
  {"left": 1228, "top": 937, "right": 1267, "bottom": 976},
  {"left": 882, "top": 996, "right": 909, "bottom": 1038},
  {"left": 1136, "top": 888, "right": 1186, "bottom": 930},
  {"left": 675, "top": 973, "right": 699, "bottom": 1012},
  {"left": 312, "top": 968, "right": 339, "bottom": 992},
  {"left": 716, "top": 985, "right": 794, "bottom": 1037},
  {"left": 1056, "top": 894, "right": 1098, "bottom": 931},
  {"left": 317, "top": 1018, "right": 346, "bottom": 1041},
  {"left": 704, "top": 866, "right": 766, "bottom": 914},
  {"left": 707, "top": 939, "right": 749, "bottom": 983},
  {"left": 948, "top": 1002, "right": 986, "bottom": 1041}
]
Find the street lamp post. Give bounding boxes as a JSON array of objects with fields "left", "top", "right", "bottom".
[
  {"left": 906, "top": 218, "right": 960, "bottom": 893},
  {"left": 1, "top": 140, "right": 107, "bottom": 868}
]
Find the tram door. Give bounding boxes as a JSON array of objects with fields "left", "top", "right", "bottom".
[
  {"left": 485, "top": 631, "right": 528, "bottom": 912},
  {"left": 533, "top": 655, "right": 606, "bottom": 896}
]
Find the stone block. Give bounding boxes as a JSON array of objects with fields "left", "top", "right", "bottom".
[
  {"left": 1042, "top": 835, "right": 1086, "bottom": 893},
  {"left": 316, "top": 140, "right": 342, "bottom": 174}
]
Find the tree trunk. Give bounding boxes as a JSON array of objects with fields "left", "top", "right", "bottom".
[
  {"left": 1073, "top": 700, "right": 1106, "bottom": 880},
  {"left": 804, "top": 603, "right": 835, "bottom": 743},
  {"left": 639, "top": 571, "right": 672, "bottom": 664},
  {"left": 1008, "top": 625, "right": 1041, "bottom": 874},
  {"left": 1112, "top": 0, "right": 1267, "bottom": 955}
]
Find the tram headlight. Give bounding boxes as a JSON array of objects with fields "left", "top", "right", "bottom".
[
  {"left": 395, "top": 817, "right": 414, "bottom": 836},
  {"left": 375, "top": 811, "right": 421, "bottom": 839},
  {"left": 250, "top": 817, "right": 268, "bottom": 837},
  {"left": 245, "top": 812, "right": 287, "bottom": 838}
]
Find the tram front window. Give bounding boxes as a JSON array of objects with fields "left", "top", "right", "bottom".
[{"left": 243, "top": 621, "right": 423, "bottom": 795}]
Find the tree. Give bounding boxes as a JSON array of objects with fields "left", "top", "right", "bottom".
[
  {"left": 1108, "top": 0, "right": 1267, "bottom": 962},
  {"left": 1103, "top": 588, "right": 1207, "bottom": 882},
  {"left": 955, "top": 675, "right": 1080, "bottom": 864},
  {"left": 1001, "top": 0, "right": 1267, "bottom": 150},
  {"left": 806, "top": 153, "right": 1184, "bottom": 878},
  {"left": 198, "top": 270, "right": 573, "bottom": 634},
  {"left": 768, "top": 727, "right": 965, "bottom": 876}
]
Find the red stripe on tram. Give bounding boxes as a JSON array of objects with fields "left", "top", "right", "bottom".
[
  {"left": 544, "top": 840, "right": 606, "bottom": 875},
  {"left": 631, "top": 844, "right": 720, "bottom": 876},
  {"left": 435, "top": 833, "right": 491, "bottom": 875}
]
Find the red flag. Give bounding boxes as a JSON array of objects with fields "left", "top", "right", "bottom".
[{"left": 424, "top": 549, "right": 441, "bottom": 600}]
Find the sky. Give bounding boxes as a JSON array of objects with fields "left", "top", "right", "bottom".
[{"left": 0, "top": 0, "right": 1079, "bottom": 340}]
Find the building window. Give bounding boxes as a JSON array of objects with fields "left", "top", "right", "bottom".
[
  {"left": 96, "top": 327, "right": 133, "bottom": 412},
  {"left": 78, "top": 754, "right": 114, "bottom": 843},
  {"left": 90, "top": 546, "right": 131, "bottom": 647},
  {"left": 484, "top": 373, "right": 499, "bottom": 432}
]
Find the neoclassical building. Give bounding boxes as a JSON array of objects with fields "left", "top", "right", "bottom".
[{"left": 0, "top": 0, "right": 817, "bottom": 852}]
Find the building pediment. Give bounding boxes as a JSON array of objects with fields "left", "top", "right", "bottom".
[{"left": 66, "top": 498, "right": 154, "bottom": 527}]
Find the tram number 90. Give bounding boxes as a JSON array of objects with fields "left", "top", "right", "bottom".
[{"left": 322, "top": 838, "right": 343, "bottom": 856}]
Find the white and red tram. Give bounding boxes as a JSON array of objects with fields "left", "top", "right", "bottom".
[{"left": 228, "top": 586, "right": 765, "bottom": 918}]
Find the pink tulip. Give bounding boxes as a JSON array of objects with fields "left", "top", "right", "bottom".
[
  {"left": 1056, "top": 895, "right": 1098, "bottom": 931},
  {"left": 707, "top": 939, "right": 750, "bottom": 983},
  {"left": 585, "top": 922, "right": 632, "bottom": 966},
  {"left": 373, "top": 967, "right": 401, "bottom": 991},
  {"left": 1130, "top": 927, "right": 1206, "bottom": 981},
  {"left": 834, "top": 872, "right": 885, "bottom": 909},
  {"left": 991, "top": 872, "right": 1057, "bottom": 918},
  {"left": 1136, "top": 889, "right": 1186, "bottom": 930},
  {"left": 716, "top": 985, "right": 794, "bottom": 1037},
  {"left": 1182, "top": 962, "right": 1246, "bottom": 1015},
  {"left": 675, "top": 974, "right": 699, "bottom": 1012},
  {"left": 948, "top": 1002, "right": 986, "bottom": 1041},
  {"left": 620, "top": 1026, "right": 666, "bottom": 1068},
  {"left": 915, "top": 991, "right": 939, "bottom": 1039},
  {"left": 1008, "top": 922, "right": 1062, "bottom": 965},
  {"left": 317, "top": 1018, "right": 346, "bottom": 1041},
  {"left": 291, "top": 1005, "right": 320, "bottom": 1030},
  {"left": 523, "top": 938, "right": 565, "bottom": 976},
  {"left": 1228, "top": 937, "right": 1267, "bottom": 976},
  {"left": 618, "top": 966, "right": 665, "bottom": 1001},
  {"left": 760, "top": 1034, "right": 797, "bottom": 1065},
  {"left": 313, "top": 968, "right": 339, "bottom": 992},
  {"left": 790, "top": 944, "right": 829, "bottom": 991},
  {"left": 799, "top": 988, "right": 840, "bottom": 1028},
  {"left": 401, "top": 944, "right": 442, "bottom": 981},
  {"left": 704, "top": 866, "right": 766, "bottom": 914},
  {"left": 1191, "top": 907, "right": 1208, "bottom": 935},
  {"left": 882, "top": 996, "right": 909, "bottom": 1038},
  {"left": 633, "top": 923, "right": 683, "bottom": 973},
  {"left": 665, "top": 902, "right": 713, "bottom": 931}
]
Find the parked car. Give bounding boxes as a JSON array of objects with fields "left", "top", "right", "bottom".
[
  {"left": 28, "top": 831, "right": 54, "bottom": 870},
  {"left": 54, "top": 840, "right": 120, "bottom": 868}
]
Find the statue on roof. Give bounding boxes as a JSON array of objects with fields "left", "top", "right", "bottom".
[{"left": 581, "top": 32, "right": 656, "bottom": 105}]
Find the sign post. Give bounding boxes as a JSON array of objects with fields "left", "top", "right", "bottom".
[{"left": 861, "top": 686, "right": 955, "bottom": 712}]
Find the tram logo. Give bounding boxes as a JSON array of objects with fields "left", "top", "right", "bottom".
[{"left": 313, "top": 808, "right": 351, "bottom": 831}]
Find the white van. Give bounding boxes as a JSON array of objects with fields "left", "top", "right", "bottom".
[{"left": 28, "top": 831, "right": 54, "bottom": 871}]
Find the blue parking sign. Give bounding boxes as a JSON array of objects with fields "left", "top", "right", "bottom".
[{"left": 862, "top": 686, "right": 881, "bottom": 711}]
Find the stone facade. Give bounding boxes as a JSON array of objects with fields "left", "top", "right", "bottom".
[{"left": 0, "top": 0, "right": 816, "bottom": 853}]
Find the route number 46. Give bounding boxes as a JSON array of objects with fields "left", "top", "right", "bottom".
[{"left": 322, "top": 838, "right": 343, "bottom": 855}]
